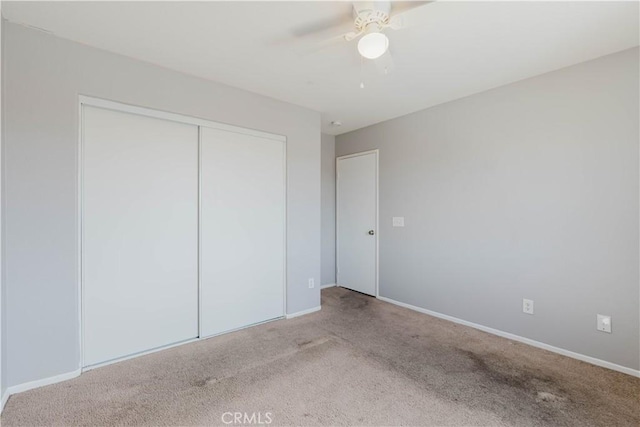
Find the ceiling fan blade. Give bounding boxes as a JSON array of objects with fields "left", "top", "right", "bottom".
[
  {"left": 290, "top": 32, "right": 355, "bottom": 57},
  {"left": 290, "top": 16, "right": 352, "bottom": 38},
  {"left": 344, "top": 31, "right": 360, "bottom": 42},
  {"left": 391, "top": 1, "right": 432, "bottom": 15},
  {"left": 296, "top": 30, "right": 362, "bottom": 57},
  {"left": 288, "top": 2, "right": 355, "bottom": 41},
  {"left": 374, "top": 49, "right": 395, "bottom": 75},
  {"left": 285, "top": 19, "right": 356, "bottom": 56},
  {"left": 312, "top": 33, "right": 353, "bottom": 54},
  {"left": 389, "top": 15, "right": 405, "bottom": 30},
  {"left": 388, "top": 1, "right": 434, "bottom": 30}
]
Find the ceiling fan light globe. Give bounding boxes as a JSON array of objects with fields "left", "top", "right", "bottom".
[{"left": 357, "top": 32, "right": 389, "bottom": 59}]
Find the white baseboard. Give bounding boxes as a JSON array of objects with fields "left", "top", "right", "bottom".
[
  {"left": 1, "top": 389, "right": 9, "bottom": 413},
  {"left": 0, "top": 308, "right": 318, "bottom": 413},
  {"left": 2, "top": 368, "right": 81, "bottom": 412},
  {"left": 6, "top": 369, "right": 81, "bottom": 395},
  {"left": 286, "top": 306, "right": 321, "bottom": 319},
  {"left": 377, "top": 296, "right": 640, "bottom": 378},
  {"left": 83, "top": 338, "right": 199, "bottom": 372},
  {"left": 320, "top": 283, "right": 336, "bottom": 289}
]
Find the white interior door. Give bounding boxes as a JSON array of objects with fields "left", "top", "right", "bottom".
[
  {"left": 82, "top": 106, "right": 199, "bottom": 367},
  {"left": 200, "top": 127, "right": 285, "bottom": 337},
  {"left": 337, "top": 151, "right": 378, "bottom": 296}
]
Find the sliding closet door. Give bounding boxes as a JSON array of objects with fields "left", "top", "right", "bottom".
[
  {"left": 200, "top": 127, "right": 285, "bottom": 337},
  {"left": 82, "top": 106, "right": 199, "bottom": 367}
]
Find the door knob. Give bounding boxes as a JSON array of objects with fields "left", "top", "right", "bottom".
[{"left": 368, "top": 230, "right": 375, "bottom": 235}]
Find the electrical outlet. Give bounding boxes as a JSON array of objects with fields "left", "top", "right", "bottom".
[
  {"left": 597, "top": 314, "right": 611, "bottom": 333},
  {"left": 308, "top": 278, "right": 315, "bottom": 289},
  {"left": 522, "top": 298, "right": 534, "bottom": 315}
]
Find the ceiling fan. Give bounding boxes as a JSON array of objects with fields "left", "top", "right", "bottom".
[
  {"left": 293, "top": 1, "right": 430, "bottom": 71},
  {"left": 343, "top": 1, "right": 417, "bottom": 60}
]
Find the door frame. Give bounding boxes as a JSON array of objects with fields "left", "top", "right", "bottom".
[
  {"left": 335, "top": 149, "right": 379, "bottom": 298},
  {"left": 77, "top": 95, "right": 287, "bottom": 370}
]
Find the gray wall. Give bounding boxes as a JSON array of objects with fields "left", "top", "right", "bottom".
[
  {"left": 321, "top": 134, "right": 336, "bottom": 286},
  {"left": 336, "top": 48, "right": 639, "bottom": 370},
  {"left": 0, "top": 13, "right": 4, "bottom": 402},
  {"left": 2, "top": 21, "right": 321, "bottom": 388}
]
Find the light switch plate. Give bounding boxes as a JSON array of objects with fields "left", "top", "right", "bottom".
[
  {"left": 392, "top": 217, "right": 405, "bottom": 227},
  {"left": 597, "top": 314, "right": 611, "bottom": 333}
]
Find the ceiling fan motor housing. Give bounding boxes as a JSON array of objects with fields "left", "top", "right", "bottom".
[{"left": 353, "top": 1, "right": 391, "bottom": 33}]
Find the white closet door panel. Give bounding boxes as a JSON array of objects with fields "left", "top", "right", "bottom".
[
  {"left": 83, "top": 106, "right": 198, "bottom": 367},
  {"left": 200, "top": 127, "right": 285, "bottom": 337}
]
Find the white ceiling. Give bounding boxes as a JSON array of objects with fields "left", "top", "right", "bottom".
[{"left": 3, "top": 1, "right": 639, "bottom": 135}]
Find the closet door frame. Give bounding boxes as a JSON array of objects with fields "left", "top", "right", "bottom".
[{"left": 78, "top": 95, "right": 287, "bottom": 371}]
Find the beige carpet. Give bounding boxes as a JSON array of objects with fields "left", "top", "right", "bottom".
[{"left": 2, "top": 287, "right": 638, "bottom": 426}]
